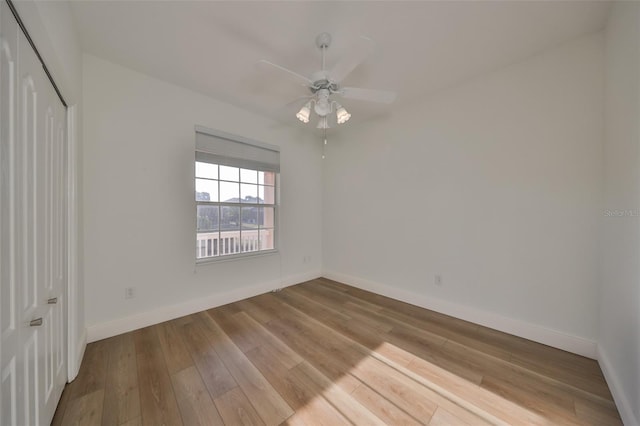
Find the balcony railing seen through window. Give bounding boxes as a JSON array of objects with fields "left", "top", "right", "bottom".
[{"left": 196, "top": 162, "right": 276, "bottom": 260}]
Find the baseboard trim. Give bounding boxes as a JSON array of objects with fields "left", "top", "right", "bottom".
[
  {"left": 86, "top": 271, "right": 321, "bottom": 343},
  {"left": 70, "top": 329, "right": 87, "bottom": 381},
  {"left": 323, "top": 270, "right": 597, "bottom": 359},
  {"left": 597, "top": 345, "right": 638, "bottom": 426}
]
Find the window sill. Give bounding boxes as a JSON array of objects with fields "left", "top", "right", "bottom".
[{"left": 195, "top": 249, "right": 278, "bottom": 266}]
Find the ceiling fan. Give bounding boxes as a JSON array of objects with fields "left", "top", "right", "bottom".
[{"left": 258, "top": 32, "right": 397, "bottom": 129}]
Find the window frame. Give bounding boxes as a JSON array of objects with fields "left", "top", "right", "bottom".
[{"left": 194, "top": 126, "right": 279, "bottom": 264}]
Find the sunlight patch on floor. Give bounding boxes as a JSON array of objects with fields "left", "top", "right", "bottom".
[{"left": 296, "top": 340, "right": 556, "bottom": 426}]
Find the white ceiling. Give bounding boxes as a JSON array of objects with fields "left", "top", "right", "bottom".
[{"left": 70, "top": 1, "right": 611, "bottom": 127}]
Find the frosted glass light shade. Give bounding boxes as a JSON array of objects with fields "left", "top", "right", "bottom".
[
  {"left": 336, "top": 106, "right": 351, "bottom": 124},
  {"left": 296, "top": 102, "right": 311, "bottom": 123}
]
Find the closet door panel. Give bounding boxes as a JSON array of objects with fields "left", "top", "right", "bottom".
[{"left": 0, "top": 3, "right": 20, "bottom": 424}]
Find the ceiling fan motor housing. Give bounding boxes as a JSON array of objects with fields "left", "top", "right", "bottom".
[{"left": 309, "top": 75, "right": 339, "bottom": 94}]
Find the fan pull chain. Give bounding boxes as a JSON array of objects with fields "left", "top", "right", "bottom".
[{"left": 322, "top": 127, "right": 327, "bottom": 160}]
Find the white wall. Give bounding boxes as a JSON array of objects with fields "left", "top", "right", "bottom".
[
  {"left": 12, "top": 0, "right": 85, "bottom": 380},
  {"left": 323, "top": 33, "right": 604, "bottom": 356},
  {"left": 83, "top": 55, "right": 322, "bottom": 340},
  {"left": 13, "top": 0, "right": 82, "bottom": 102},
  {"left": 600, "top": 3, "right": 640, "bottom": 425}
]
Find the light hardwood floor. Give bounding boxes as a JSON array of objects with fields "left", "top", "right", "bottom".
[{"left": 53, "top": 278, "right": 622, "bottom": 425}]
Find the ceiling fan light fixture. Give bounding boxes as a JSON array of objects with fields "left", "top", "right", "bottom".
[
  {"left": 296, "top": 102, "right": 311, "bottom": 123},
  {"left": 314, "top": 90, "right": 331, "bottom": 117},
  {"left": 314, "top": 100, "right": 331, "bottom": 117},
  {"left": 259, "top": 33, "right": 396, "bottom": 132},
  {"left": 336, "top": 105, "right": 351, "bottom": 124},
  {"left": 317, "top": 116, "right": 330, "bottom": 129}
]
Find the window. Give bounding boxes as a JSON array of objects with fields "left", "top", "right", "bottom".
[{"left": 195, "top": 126, "right": 279, "bottom": 261}]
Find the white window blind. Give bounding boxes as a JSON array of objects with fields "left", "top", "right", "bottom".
[{"left": 195, "top": 125, "right": 280, "bottom": 172}]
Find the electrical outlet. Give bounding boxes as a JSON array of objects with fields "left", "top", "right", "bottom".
[
  {"left": 434, "top": 275, "right": 442, "bottom": 286},
  {"left": 125, "top": 287, "right": 135, "bottom": 299}
]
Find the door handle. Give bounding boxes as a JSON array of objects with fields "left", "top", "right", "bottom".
[
  {"left": 47, "top": 297, "right": 57, "bottom": 304},
  {"left": 29, "top": 318, "right": 43, "bottom": 327}
]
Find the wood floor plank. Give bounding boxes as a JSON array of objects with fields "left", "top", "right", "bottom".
[
  {"left": 272, "top": 295, "right": 477, "bottom": 421},
  {"left": 366, "top": 340, "right": 416, "bottom": 368},
  {"left": 475, "top": 325, "right": 610, "bottom": 399},
  {"left": 574, "top": 397, "right": 624, "bottom": 426},
  {"left": 353, "top": 358, "right": 442, "bottom": 422},
  {"left": 310, "top": 282, "right": 515, "bottom": 369},
  {"left": 262, "top": 317, "right": 363, "bottom": 394},
  {"left": 385, "top": 327, "right": 486, "bottom": 385},
  {"left": 297, "top": 282, "right": 392, "bottom": 324},
  {"left": 118, "top": 417, "right": 142, "bottom": 426},
  {"left": 133, "top": 326, "right": 183, "bottom": 426},
  {"left": 383, "top": 306, "right": 512, "bottom": 361},
  {"left": 61, "top": 389, "right": 105, "bottom": 426},
  {"left": 171, "top": 315, "right": 194, "bottom": 327},
  {"left": 273, "top": 289, "right": 388, "bottom": 356},
  {"left": 102, "top": 333, "right": 140, "bottom": 426},
  {"left": 440, "top": 335, "right": 618, "bottom": 412},
  {"left": 68, "top": 339, "right": 110, "bottom": 401},
  {"left": 293, "top": 361, "right": 387, "bottom": 425},
  {"left": 510, "top": 352, "right": 612, "bottom": 399},
  {"left": 55, "top": 278, "right": 622, "bottom": 426},
  {"left": 340, "top": 301, "right": 394, "bottom": 333},
  {"left": 479, "top": 374, "right": 582, "bottom": 425},
  {"left": 350, "top": 382, "right": 422, "bottom": 425},
  {"left": 234, "top": 298, "right": 277, "bottom": 325},
  {"left": 333, "top": 281, "right": 480, "bottom": 335},
  {"left": 276, "top": 289, "right": 391, "bottom": 351},
  {"left": 286, "top": 285, "right": 353, "bottom": 321},
  {"left": 265, "top": 293, "right": 380, "bottom": 380},
  {"left": 246, "top": 345, "right": 351, "bottom": 425},
  {"left": 314, "top": 277, "right": 351, "bottom": 293},
  {"left": 405, "top": 356, "right": 548, "bottom": 425},
  {"left": 363, "top": 350, "right": 494, "bottom": 426},
  {"left": 180, "top": 318, "right": 237, "bottom": 399},
  {"left": 428, "top": 406, "right": 473, "bottom": 426},
  {"left": 244, "top": 345, "right": 301, "bottom": 397},
  {"left": 156, "top": 319, "right": 194, "bottom": 374},
  {"left": 218, "top": 310, "right": 303, "bottom": 368},
  {"left": 215, "top": 302, "right": 243, "bottom": 316},
  {"left": 480, "top": 354, "right": 588, "bottom": 410},
  {"left": 172, "top": 366, "right": 224, "bottom": 426},
  {"left": 199, "top": 311, "right": 295, "bottom": 425},
  {"left": 51, "top": 381, "right": 72, "bottom": 426},
  {"left": 214, "top": 387, "right": 266, "bottom": 426},
  {"left": 265, "top": 294, "right": 444, "bottom": 423},
  {"left": 314, "top": 282, "right": 512, "bottom": 364},
  {"left": 276, "top": 286, "right": 519, "bottom": 426},
  {"left": 239, "top": 293, "right": 288, "bottom": 324},
  {"left": 208, "top": 309, "right": 266, "bottom": 354}
]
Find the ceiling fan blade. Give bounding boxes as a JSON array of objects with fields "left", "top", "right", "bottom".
[
  {"left": 339, "top": 87, "right": 397, "bottom": 104},
  {"left": 329, "top": 36, "right": 376, "bottom": 83},
  {"left": 282, "top": 95, "right": 313, "bottom": 110},
  {"left": 256, "top": 60, "right": 312, "bottom": 87}
]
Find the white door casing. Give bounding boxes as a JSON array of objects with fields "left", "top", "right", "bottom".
[{"left": 1, "top": 1, "right": 68, "bottom": 424}]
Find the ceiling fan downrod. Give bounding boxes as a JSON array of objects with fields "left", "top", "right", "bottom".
[{"left": 315, "top": 32, "right": 332, "bottom": 72}]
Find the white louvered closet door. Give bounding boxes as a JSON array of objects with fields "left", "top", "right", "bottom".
[{"left": 1, "top": 1, "right": 67, "bottom": 424}]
